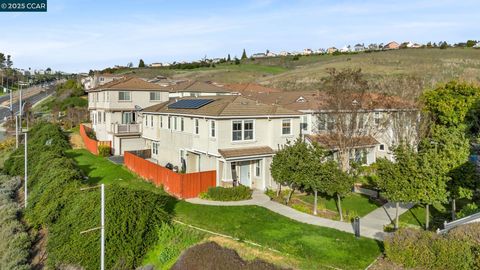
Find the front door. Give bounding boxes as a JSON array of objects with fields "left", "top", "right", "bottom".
[{"left": 239, "top": 162, "right": 250, "bottom": 187}]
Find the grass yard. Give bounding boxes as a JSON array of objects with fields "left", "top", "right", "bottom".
[
  {"left": 399, "top": 203, "right": 453, "bottom": 230},
  {"left": 65, "top": 149, "right": 162, "bottom": 193},
  {"left": 300, "top": 193, "right": 380, "bottom": 217},
  {"left": 174, "top": 202, "right": 382, "bottom": 270}
]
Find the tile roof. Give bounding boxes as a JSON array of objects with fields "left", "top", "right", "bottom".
[
  {"left": 305, "top": 134, "right": 379, "bottom": 150},
  {"left": 238, "top": 90, "right": 416, "bottom": 111},
  {"left": 142, "top": 95, "right": 301, "bottom": 117},
  {"left": 158, "top": 80, "right": 232, "bottom": 93},
  {"left": 88, "top": 77, "right": 166, "bottom": 92},
  {"left": 218, "top": 146, "right": 275, "bottom": 159}
]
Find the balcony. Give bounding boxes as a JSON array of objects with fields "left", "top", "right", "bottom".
[{"left": 111, "top": 123, "right": 140, "bottom": 134}]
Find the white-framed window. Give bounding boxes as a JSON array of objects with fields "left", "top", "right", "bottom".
[
  {"left": 150, "top": 91, "right": 161, "bottom": 101},
  {"left": 103, "top": 112, "right": 106, "bottom": 123},
  {"left": 210, "top": 120, "right": 216, "bottom": 138},
  {"left": 152, "top": 142, "right": 159, "bottom": 155},
  {"left": 301, "top": 115, "right": 308, "bottom": 132},
  {"left": 168, "top": 116, "right": 171, "bottom": 129},
  {"left": 374, "top": 112, "right": 381, "bottom": 125},
  {"left": 106, "top": 91, "right": 109, "bottom": 101},
  {"left": 282, "top": 119, "right": 292, "bottom": 135},
  {"left": 379, "top": 144, "right": 385, "bottom": 151},
  {"left": 122, "top": 112, "right": 133, "bottom": 124},
  {"left": 180, "top": 117, "right": 184, "bottom": 132},
  {"left": 118, "top": 91, "right": 131, "bottom": 101},
  {"left": 232, "top": 120, "right": 254, "bottom": 141},
  {"left": 144, "top": 115, "right": 148, "bottom": 126},
  {"left": 160, "top": 116, "right": 163, "bottom": 128},
  {"left": 255, "top": 160, "right": 261, "bottom": 177},
  {"left": 150, "top": 115, "right": 154, "bottom": 127},
  {"left": 98, "top": 111, "right": 102, "bottom": 123},
  {"left": 318, "top": 114, "right": 326, "bottom": 130},
  {"left": 174, "top": 116, "right": 178, "bottom": 130},
  {"left": 194, "top": 119, "right": 199, "bottom": 134}
]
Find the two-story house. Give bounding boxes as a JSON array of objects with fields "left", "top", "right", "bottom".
[
  {"left": 237, "top": 89, "right": 417, "bottom": 165},
  {"left": 140, "top": 95, "right": 301, "bottom": 190}
]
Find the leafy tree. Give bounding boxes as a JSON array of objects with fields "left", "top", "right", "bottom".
[
  {"left": 0, "top": 53, "right": 5, "bottom": 68},
  {"left": 299, "top": 142, "right": 327, "bottom": 215},
  {"left": 270, "top": 138, "right": 309, "bottom": 204},
  {"left": 241, "top": 49, "right": 247, "bottom": 60},
  {"left": 234, "top": 57, "right": 240, "bottom": 65},
  {"left": 5, "top": 55, "right": 12, "bottom": 68},
  {"left": 138, "top": 59, "right": 146, "bottom": 68},
  {"left": 466, "top": 40, "right": 477, "bottom": 47},
  {"left": 227, "top": 54, "right": 231, "bottom": 62},
  {"left": 439, "top": 42, "right": 448, "bottom": 49}
]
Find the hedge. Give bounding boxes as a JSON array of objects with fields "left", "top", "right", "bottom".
[
  {"left": 384, "top": 227, "right": 480, "bottom": 269},
  {"left": 199, "top": 185, "right": 252, "bottom": 201},
  {"left": 3, "top": 122, "right": 176, "bottom": 269}
]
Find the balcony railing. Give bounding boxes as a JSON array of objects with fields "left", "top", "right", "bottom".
[{"left": 111, "top": 123, "right": 140, "bottom": 134}]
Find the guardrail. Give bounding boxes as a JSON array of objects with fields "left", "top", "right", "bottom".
[
  {"left": 437, "top": 212, "right": 480, "bottom": 234},
  {"left": 111, "top": 123, "right": 140, "bottom": 134}
]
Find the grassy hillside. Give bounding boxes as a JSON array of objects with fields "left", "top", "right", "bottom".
[{"left": 113, "top": 48, "right": 480, "bottom": 97}]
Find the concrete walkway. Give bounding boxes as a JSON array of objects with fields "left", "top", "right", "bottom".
[
  {"left": 186, "top": 190, "right": 408, "bottom": 240},
  {"left": 361, "top": 202, "right": 415, "bottom": 231}
]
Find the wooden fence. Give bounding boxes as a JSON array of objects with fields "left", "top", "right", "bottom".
[
  {"left": 79, "top": 124, "right": 111, "bottom": 155},
  {"left": 124, "top": 150, "right": 216, "bottom": 199}
]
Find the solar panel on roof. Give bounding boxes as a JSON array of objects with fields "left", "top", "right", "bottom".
[{"left": 168, "top": 99, "right": 214, "bottom": 109}]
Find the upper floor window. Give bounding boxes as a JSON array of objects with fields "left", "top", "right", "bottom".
[
  {"left": 173, "top": 117, "right": 178, "bottom": 130},
  {"left": 374, "top": 112, "right": 381, "bottom": 125},
  {"left": 150, "top": 115, "right": 154, "bottom": 127},
  {"left": 301, "top": 116, "right": 308, "bottom": 132},
  {"left": 210, "top": 120, "right": 216, "bottom": 138},
  {"left": 168, "top": 116, "right": 171, "bottom": 129},
  {"left": 152, "top": 142, "right": 159, "bottom": 155},
  {"left": 106, "top": 92, "right": 109, "bottom": 101},
  {"left": 118, "top": 91, "right": 131, "bottom": 101},
  {"left": 194, "top": 119, "right": 199, "bottom": 134},
  {"left": 159, "top": 116, "right": 163, "bottom": 128},
  {"left": 180, "top": 117, "right": 184, "bottom": 131},
  {"left": 232, "top": 120, "right": 254, "bottom": 141},
  {"left": 150, "top": 92, "right": 161, "bottom": 101},
  {"left": 255, "top": 160, "right": 261, "bottom": 177},
  {"left": 122, "top": 112, "right": 133, "bottom": 124},
  {"left": 282, "top": 119, "right": 292, "bottom": 135}
]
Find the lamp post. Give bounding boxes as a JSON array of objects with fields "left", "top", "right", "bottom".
[
  {"left": 24, "top": 131, "right": 27, "bottom": 208},
  {"left": 80, "top": 184, "right": 105, "bottom": 270}
]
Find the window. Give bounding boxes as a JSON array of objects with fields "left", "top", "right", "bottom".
[
  {"left": 255, "top": 160, "right": 261, "bottom": 177},
  {"left": 318, "top": 114, "right": 326, "bottom": 130},
  {"left": 168, "top": 116, "right": 171, "bottom": 129},
  {"left": 180, "top": 117, "right": 184, "bottom": 131},
  {"left": 103, "top": 112, "right": 106, "bottom": 123},
  {"left": 106, "top": 92, "right": 109, "bottom": 101},
  {"left": 98, "top": 111, "right": 102, "bottom": 123},
  {"left": 150, "top": 91, "right": 161, "bottom": 101},
  {"left": 210, "top": 120, "right": 216, "bottom": 138},
  {"left": 282, "top": 119, "right": 292, "bottom": 135},
  {"left": 327, "top": 116, "right": 335, "bottom": 130},
  {"left": 118, "top": 91, "right": 131, "bottom": 101},
  {"left": 150, "top": 115, "right": 154, "bottom": 127},
  {"left": 232, "top": 120, "right": 254, "bottom": 141},
  {"left": 374, "top": 112, "right": 381, "bottom": 125},
  {"left": 144, "top": 115, "right": 148, "bottom": 126},
  {"left": 122, "top": 112, "right": 133, "bottom": 124},
  {"left": 160, "top": 116, "right": 163, "bottom": 128},
  {"left": 152, "top": 142, "right": 159, "bottom": 155},
  {"left": 301, "top": 116, "right": 308, "bottom": 132},
  {"left": 379, "top": 144, "right": 385, "bottom": 151},
  {"left": 194, "top": 119, "right": 199, "bottom": 134},
  {"left": 350, "top": 149, "right": 367, "bottom": 165},
  {"left": 174, "top": 117, "right": 178, "bottom": 130},
  {"left": 232, "top": 121, "right": 242, "bottom": 141}
]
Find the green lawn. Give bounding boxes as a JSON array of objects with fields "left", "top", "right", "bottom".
[
  {"left": 174, "top": 202, "right": 382, "bottom": 270},
  {"left": 399, "top": 203, "right": 451, "bottom": 230},
  {"left": 65, "top": 149, "right": 162, "bottom": 193},
  {"left": 300, "top": 193, "right": 380, "bottom": 217},
  {"left": 68, "top": 148, "right": 382, "bottom": 269}
]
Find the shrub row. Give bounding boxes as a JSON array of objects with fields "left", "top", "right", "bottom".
[
  {"left": 3, "top": 122, "right": 175, "bottom": 269},
  {"left": 200, "top": 185, "right": 252, "bottom": 201},
  {"left": 384, "top": 226, "right": 480, "bottom": 270},
  {"left": 98, "top": 144, "right": 111, "bottom": 157},
  {"left": 0, "top": 175, "right": 31, "bottom": 270}
]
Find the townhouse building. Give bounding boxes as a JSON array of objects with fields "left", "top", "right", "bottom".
[
  {"left": 88, "top": 77, "right": 237, "bottom": 155},
  {"left": 140, "top": 95, "right": 301, "bottom": 190}
]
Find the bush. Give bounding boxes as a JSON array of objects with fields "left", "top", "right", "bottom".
[
  {"left": 457, "top": 203, "right": 479, "bottom": 218},
  {"left": 384, "top": 228, "right": 478, "bottom": 269},
  {"left": 98, "top": 144, "right": 111, "bottom": 157},
  {"left": 200, "top": 186, "right": 252, "bottom": 201},
  {"left": 3, "top": 122, "right": 176, "bottom": 269}
]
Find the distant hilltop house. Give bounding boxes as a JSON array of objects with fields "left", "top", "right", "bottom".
[
  {"left": 266, "top": 51, "right": 277, "bottom": 57},
  {"left": 326, "top": 47, "right": 338, "bottom": 54},
  {"left": 278, "top": 51, "right": 290, "bottom": 56},
  {"left": 384, "top": 41, "right": 400, "bottom": 50},
  {"left": 354, "top": 44, "right": 366, "bottom": 52},
  {"left": 303, "top": 48, "right": 313, "bottom": 55},
  {"left": 473, "top": 42, "right": 480, "bottom": 48},
  {"left": 315, "top": 48, "right": 326, "bottom": 54},
  {"left": 339, "top": 45, "right": 351, "bottom": 53},
  {"left": 149, "top": 63, "right": 163, "bottom": 68},
  {"left": 81, "top": 73, "right": 125, "bottom": 90},
  {"left": 406, "top": 41, "right": 422, "bottom": 48},
  {"left": 251, "top": 52, "right": 267, "bottom": 58}
]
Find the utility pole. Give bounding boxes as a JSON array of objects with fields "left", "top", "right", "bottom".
[
  {"left": 24, "top": 132, "right": 27, "bottom": 208},
  {"left": 80, "top": 184, "right": 105, "bottom": 270}
]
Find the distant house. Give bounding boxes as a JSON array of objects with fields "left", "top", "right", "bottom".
[
  {"left": 473, "top": 42, "right": 480, "bottom": 48},
  {"left": 406, "top": 42, "right": 422, "bottom": 48},
  {"left": 367, "top": 44, "right": 380, "bottom": 51},
  {"left": 149, "top": 63, "right": 163, "bottom": 68},
  {"left": 315, "top": 48, "right": 326, "bottom": 54},
  {"left": 266, "top": 51, "right": 277, "bottom": 57},
  {"left": 278, "top": 51, "right": 290, "bottom": 56},
  {"left": 339, "top": 45, "right": 351, "bottom": 53},
  {"left": 384, "top": 41, "right": 400, "bottom": 50},
  {"left": 326, "top": 47, "right": 338, "bottom": 54},
  {"left": 354, "top": 44, "right": 365, "bottom": 52},
  {"left": 303, "top": 48, "right": 313, "bottom": 55},
  {"left": 251, "top": 53, "right": 266, "bottom": 58}
]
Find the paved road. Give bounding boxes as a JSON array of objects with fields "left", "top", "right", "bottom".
[{"left": 0, "top": 84, "right": 56, "bottom": 123}]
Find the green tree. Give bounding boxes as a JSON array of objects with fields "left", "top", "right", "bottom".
[
  {"left": 241, "top": 49, "right": 247, "bottom": 60},
  {"left": 0, "top": 53, "right": 5, "bottom": 68},
  {"left": 138, "top": 59, "right": 146, "bottom": 68},
  {"left": 318, "top": 161, "right": 353, "bottom": 221},
  {"left": 270, "top": 138, "right": 309, "bottom": 204},
  {"left": 234, "top": 57, "right": 240, "bottom": 65},
  {"left": 466, "top": 40, "right": 477, "bottom": 47},
  {"left": 300, "top": 142, "right": 327, "bottom": 215},
  {"left": 227, "top": 54, "right": 231, "bottom": 62}
]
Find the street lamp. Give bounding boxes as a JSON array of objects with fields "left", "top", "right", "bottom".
[{"left": 80, "top": 184, "right": 105, "bottom": 270}]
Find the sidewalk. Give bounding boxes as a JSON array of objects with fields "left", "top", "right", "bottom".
[
  {"left": 186, "top": 190, "right": 401, "bottom": 240},
  {"left": 361, "top": 202, "right": 414, "bottom": 231}
]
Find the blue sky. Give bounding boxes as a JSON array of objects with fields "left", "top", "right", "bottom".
[{"left": 0, "top": 0, "right": 478, "bottom": 72}]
